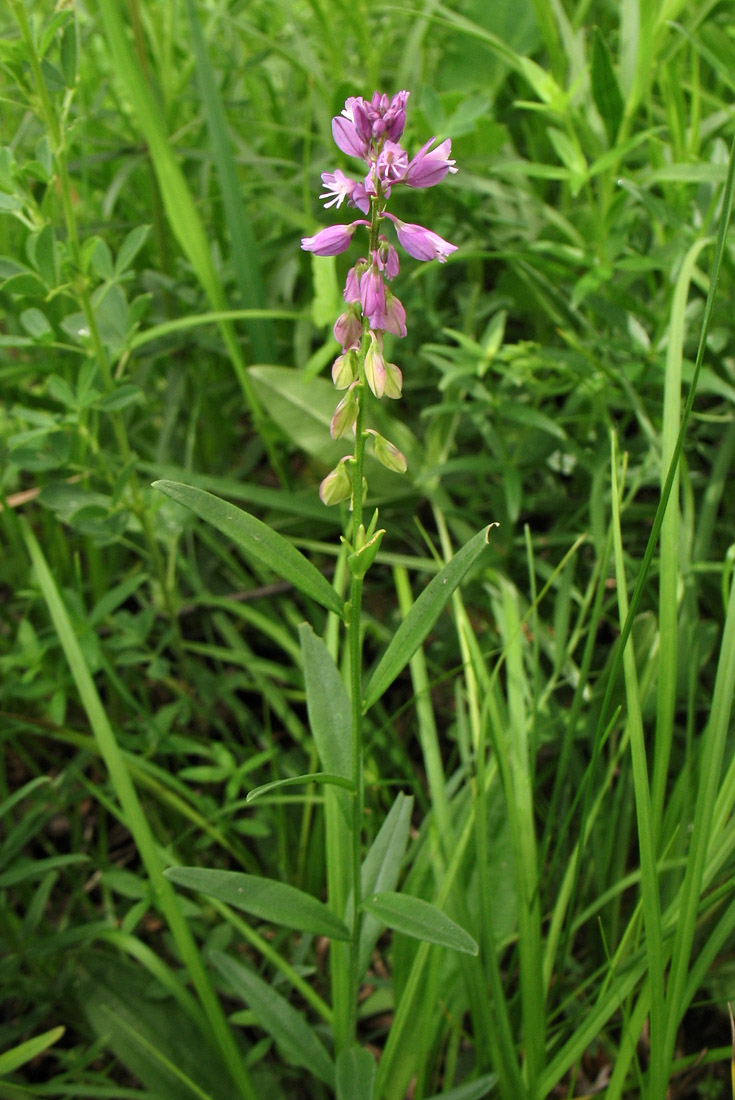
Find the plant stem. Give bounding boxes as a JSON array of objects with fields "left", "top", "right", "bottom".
[{"left": 344, "top": 194, "right": 382, "bottom": 1045}]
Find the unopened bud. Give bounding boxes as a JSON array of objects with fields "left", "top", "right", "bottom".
[
  {"left": 332, "top": 350, "right": 359, "bottom": 389},
  {"left": 330, "top": 384, "right": 358, "bottom": 439},
  {"left": 319, "top": 460, "right": 352, "bottom": 506},
  {"left": 368, "top": 429, "right": 407, "bottom": 474}
]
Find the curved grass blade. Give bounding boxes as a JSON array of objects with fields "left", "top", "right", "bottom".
[
  {"left": 362, "top": 525, "right": 495, "bottom": 711},
  {"left": 152, "top": 481, "right": 345, "bottom": 618},
  {"left": 246, "top": 772, "right": 354, "bottom": 803},
  {"left": 165, "top": 868, "right": 350, "bottom": 941}
]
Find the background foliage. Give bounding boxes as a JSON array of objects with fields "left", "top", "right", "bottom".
[{"left": 2, "top": 0, "right": 735, "bottom": 1097}]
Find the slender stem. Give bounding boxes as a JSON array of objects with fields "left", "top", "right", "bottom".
[{"left": 344, "top": 194, "right": 382, "bottom": 1044}]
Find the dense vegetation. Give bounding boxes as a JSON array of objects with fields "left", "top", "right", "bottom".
[{"left": 2, "top": 1, "right": 735, "bottom": 1097}]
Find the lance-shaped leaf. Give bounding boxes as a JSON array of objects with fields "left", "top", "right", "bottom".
[
  {"left": 362, "top": 525, "right": 495, "bottom": 710},
  {"left": 352, "top": 792, "right": 413, "bottom": 977},
  {"left": 300, "top": 623, "right": 351, "bottom": 778},
  {"left": 336, "top": 1045, "right": 376, "bottom": 1100},
  {"left": 361, "top": 892, "right": 479, "bottom": 956},
  {"left": 165, "top": 867, "right": 350, "bottom": 941},
  {"left": 153, "top": 481, "right": 344, "bottom": 617},
  {"left": 212, "top": 952, "right": 335, "bottom": 1088}
]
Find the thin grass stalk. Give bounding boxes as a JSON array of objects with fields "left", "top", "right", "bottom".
[
  {"left": 21, "top": 520, "right": 258, "bottom": 1100},
  {"left": 660, "top": 566, "right": 735, "bottom": 1083},
  {"left": 610, "top": 434, "right": 666, "bottom": 1094},
  {"left": 651, "top": 237, "right": 710, "bottom": 840},
  {"left": 183, "top": 0, "right": 275, "bottom": 364},
  {"left": 393, "top": 562, "right": 503, "bottom": 1084}
]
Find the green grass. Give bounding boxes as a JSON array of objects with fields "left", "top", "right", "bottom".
[{"left": 2, "top": 0, "right": 735, "bottom": 1097}]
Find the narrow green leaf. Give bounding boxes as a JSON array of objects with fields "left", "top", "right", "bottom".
[
  {"left": 356, "top": 792, "right": 413, "bottom": 977},
  {"left": 425, "top": 1075, "right": 497, "bottom": 1100},
  {"left": 336, "top": 1045, "right": 376, "bottom": 1100},
  {"left": 164, "top": 867, "right": 350, "bottom": 941},
  {"left": 21, "top": 521, "right": 258, "bottom": 1100},
  {"left": 591, "top": 27, "right": 623, "bottom": 146},
  {"left": 183, "top": 0, "right": 273, "bottom": 362},
  {"left": 362, "top": 525, "right": 495, "bottom": 711},
  {"left": 299, "top": 623, "right": 351, "bottom": 778},
  {"left": 0, "top": 1027, "right": 65, "bottom": 1076},
  {"left": 360, "top": 892, "right": 479, "bottom": 956},
  {"left": 246, "top": 772, "right": 354, "bottom": 802},
  {"left": 152, "top": 481, "right": 345, "bottom": 618},
  {"left": 116, "top": 225, "right": 150, "bottom": 276},
  {"left": 211, "top": 952, "right": 335, "bottom": 1088}
]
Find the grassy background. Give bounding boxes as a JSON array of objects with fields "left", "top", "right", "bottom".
[{"left": 2, "top": 0, "right": 735, "bottom": 1097}]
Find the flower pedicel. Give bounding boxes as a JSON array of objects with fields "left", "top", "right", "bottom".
[{"left": 301, "top": 91, "right": 457, "bottom": 506}]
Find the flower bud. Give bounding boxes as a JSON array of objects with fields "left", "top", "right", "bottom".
[
  {"left": 330, "top": 384, "right": 359, "bottom": 439},
  {"left": 364, "top": 332, "right": 386, "bottom": 398},
  {"left": 333, "top": 304, "right": 363, "bottom": 350},
  {"left": 384, "top": 360, "right": 403, "bottom": 399},
  {"left": 319, "top": 460, "right": 352, "bottom": 506},
  {"left": 332, "top": 350, "right": 359, "bottom": 388},
  {"left": 368, "top": 429, "right": 407, "bottom": 473}
]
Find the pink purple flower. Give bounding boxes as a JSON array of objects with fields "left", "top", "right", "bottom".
[
  {"left": 334, "top": 305, "right": 363, "bottom": 350},
  {"left": 376, "top": 141, "right": 409, "bottom": 186},
  {"left": 360, "top": 264, "right": 388, "bottom": 330},
  {"left": 320, "top": 170, "right": 359, "bottom": 209},
  {"left": 301, "top": 219, "right": 368, "bottom": 256},
  {"left": 384, "top": 213, "right": 457, "bottom": 263},
  {"left": 383, "top": 289, "right": 407, "bottom": 337},
  {"left": 376, "top": 237, "right": 400, "bottom": 279},
  {"left": 405, "top": 137, "right": 457, "bottom": 188}
]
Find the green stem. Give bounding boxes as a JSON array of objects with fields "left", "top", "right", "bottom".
[{"left": 344, "top": 193, "right": 383, "bottom": 1046}]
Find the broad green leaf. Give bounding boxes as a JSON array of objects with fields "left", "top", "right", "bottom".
[
  {"left": 78, "top": 954, "right": 230, "bottom": 1100},
  {"left": 152, "top": 481, "right": 345, "bottom": 618},
  {"left": 336, "top": 1045, "right": 376, "bottom": 1100},
  {"left": 299, "top": 623, "right": 351, "bottom": 778},
  {"left": 362, "top": 525, "right": 495, "bottom": 710},
  {"left": 0, "top": 1027, "right": 65, "bottom": 1076},
  {"left": 360, "top": 892, "right": 478, "bottom": 956},
  {"left": 164, "top": 867, "right": 350, "bottom": 941},
  {"left": 246, "top": 772, "right": 354, "bottom": 802},
  {"left": 591, "top": 27, "right": 623, "bottom": 146},
  {"left": 356, "top": 792, "right": 413, "bottom": 976},
  {"left": 248, "top": 365, "right": 347, "bottom": 467},
  {"left": 212, "top": 952, "right": 335, "bottom": 1087}
]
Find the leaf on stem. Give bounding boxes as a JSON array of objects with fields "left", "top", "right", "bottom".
[
  {"left": 152, "top": 481, "right": 345, "bottom": 617},
  {"left": 362, "top": 524, "right": 496, "bottom": 710},
  {"left": 165, "top": 867, "right": 350, "bottom": 941},
  {"left": 360, "top": 892, "right": 479, "bottom": 956}
]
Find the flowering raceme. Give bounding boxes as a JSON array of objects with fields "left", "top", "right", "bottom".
[{"left": 300, "top": 90, "right": 458, "bottom": 506}]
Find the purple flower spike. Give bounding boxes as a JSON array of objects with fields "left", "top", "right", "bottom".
[
  {"left": 360, "top": 264, "right": 388, "bottom": 329},
  {"left": 385, "top": 213, "right": 457, "bottom": 263},
  {"left": 405, "top": 137, "right": 457, "bottom": 188},
  {"left": 301, "top": 220, "right": 369, "bottom": 256}
]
